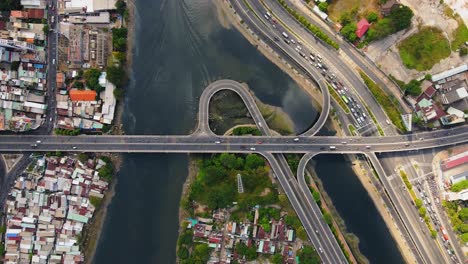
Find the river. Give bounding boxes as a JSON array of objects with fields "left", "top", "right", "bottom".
[{"left": 92, "top": 0, "right": 403, "bottom": 263}]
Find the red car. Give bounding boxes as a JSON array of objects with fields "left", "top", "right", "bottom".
[{"left": 257, "top": 141, "right": 263, "bottom": 144}]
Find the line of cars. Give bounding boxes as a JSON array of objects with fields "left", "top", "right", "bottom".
[
  {"left": 415, "top": 180, "right": 459, "bottom": 263},
  {"left": 262, "top": 12, "right": 374, "bottom": 134}
]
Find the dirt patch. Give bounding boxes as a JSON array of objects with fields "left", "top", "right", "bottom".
[
  {"left": 327, "top": 0, "right": 380, "bottom": 22},
  {"left": 1, "top": 154, "right": 23, "bottom": 174},
  {"left": 367, "top": 0, "right": 465, "bottom": 80},
  {"left": 260, "top": 187, "right": 271, "bottom": 196}
]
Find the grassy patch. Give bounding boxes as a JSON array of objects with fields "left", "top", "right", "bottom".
[
  {"left": 359, "top": 71, "right": 406, "bottom": 132},
  {"left": 232, "top": 126, "right": 262, "bottom": 136},
  {"left": 89, "top": 196, "right": 103, "bottom": 208},
  {"left": 276, "top": 0, "right": 339, "bottom": 49},
  {"left": 364, "top": 105, "right": 385, "bottom": 136},
  {"left": 451, "top": 21, "right": 468, "bottom": 51},
  {"left": 348, "top": 124, "right": 357, "bottom": 136},
  {"left": 451, "top": 180, "right": 468, "bottom": 192},
  {"left": 398, "top": 27, "right": 451, "bottom": 71},
  {"left": 328, "top": 85, "right": 350, "bottom": 113}
]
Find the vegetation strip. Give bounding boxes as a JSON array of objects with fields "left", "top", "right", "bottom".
[
  {"left": 359, "top": 71, "right": 406, "bottom": 132},
  {"left": 399, "top": 170, "right": 437, "bottom": 238},
  {"left": 348, "top": 124, "right": 357, "bottom": 136},
  {"left": 275, "top": 0, "right": 339, "bottom": 49},
  {"left": 328, "top": 85, "right": 350, "bottom": 113},
  {"left": 364, "top": 105, "right": 384, "bottom": 136}
]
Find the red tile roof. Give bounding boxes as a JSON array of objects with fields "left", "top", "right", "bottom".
[
  {"left": 69, "top": 89, "right": 97, "bottom": 101},
  {"left": 10, "top": 9, "right": 44, "bottom": 19},
  {"left": 356, "top": 18, "right": 370, "bottom": 38},
  {"left": 443, "top": 152, "right": 468, "bottom": 171},
  {"left": 26, "top": 9, "right": 45, "bottom": 19},
  {"left": 10, "top": 11, "right": 28, "bottom": 18},
  {"left": 424, "top": 86, "right": 437, "bottom": 98}
]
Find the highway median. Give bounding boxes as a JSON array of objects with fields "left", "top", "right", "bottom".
[
  {"left": 328, "top": 85, "right": 350, "bottom": 114},
  {"left": 275, "top": 0, "right": 339, "bottom": 50},
  {"left": 359, "top": 70, "right": 406, "bottom": 133}
]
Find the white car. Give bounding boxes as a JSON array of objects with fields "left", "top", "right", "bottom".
[
  {"left": 293, "top": 137, "right": 299, "bottom": 142},
  {"left": 250, "top": 147, "right": 256, "bottom": 151},
  {"left": 215, "top": 141, "right": 221, "bottom": 144}
]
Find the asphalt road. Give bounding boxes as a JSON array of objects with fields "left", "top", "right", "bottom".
[
  {"left": 242, "top": 1, "right": 459, "bottom": 262},
  {"left": 228, "top": 0, "right": 330, "bottom": 136}
]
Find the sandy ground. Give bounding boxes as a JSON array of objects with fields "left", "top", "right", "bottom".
[
  {"left": 366, "top": 0, "right": 466, "bottom": 81},
  {"left": 1, "top": 154, "right": 23, "bottom": 174},
  {"left": 444, "top": 0, "right": 468, "bottom": 26}
]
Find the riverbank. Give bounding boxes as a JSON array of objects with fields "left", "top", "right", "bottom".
[
  {"left": 209, "top": 88, "right": 294, "bottom": 135},
  {"left": 214, "top": 0, "right": 323, "bottom": 111},
  {"left": 82, "top": 0, "right": 136, "bottom": 262},
  {"left": 329, "top": 120, "right": 417, "bottom": 264}
]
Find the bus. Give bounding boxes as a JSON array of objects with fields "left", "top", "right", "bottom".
[{"left": 341, "top": 95, "right": 349, "bottom": 104}]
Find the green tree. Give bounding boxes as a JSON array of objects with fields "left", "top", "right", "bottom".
[
  {"left": 219, "top": 153, "right": 237, "bottom": 169},
  {"left": 418, "top": 207, "right": 427, "bottom": 217},
  {"left": 43, "top": 24, "right": 49, "bottom": 34},
  {"left": 371, "top": 18, "right": 395, "bottom": 39},
  {"left": 461, "top": 233, "right": 468, "bottom": 242},
  {"left": 297, "top": 246, "right": 321, "bottom": 264},
  {"left": 244, "top": 154, "right": 264, "bottom": 170},
  {"left": 107, "top": 65, "right": 127, "bottom": 88},
  {"left": 115, "top": 0, "right": 127, "bottom": 15},
  {"left": 460, "top": 47, "right": 468, "bottom": 56},
  {"left": 415, "top": 198, "right": 423, "bottom": 208},
  {"left": 318, "top": 2, "right": 328, "bottom": 13},
  {"left": 459, "top": 224, "right": 468, "bottom": 233},
  {"left": 78, "top": 153, "right": 89, "bottom": 163},
  {"left": 341, "top": 22, "right": 358, "bottom": 42},
  {"left": 271, "top": 254, "right": 283, "bottom": 264},
  {"left": 312, "top": 190, "right": 321, "bottom": 204},
  {"left": 0, "top": 0, "right": 22, "bottom": 11},
  {"left": 367, "top": 12, "right": 379, "bottom": 23},
  {"left": 191, "top": 243, "right": 210, "bottom": 262},
  {"left": 389, "top": 5, "right": 414, "bottom": 31},
  {"left": 112, "top": 28, "right": 128, "bottom": 52},
  {"left": 323, "top": 212, "right": 333, "bottom": 226},
  {"left": 73, "top": 81, "right": 85, "bottom": 90},
  {"left": 459, "top": 208, "right": 468, "bottom": 221},
  {"left": 204, "top": 165, "right": 227, "bottom": 185},
  {"left": 403, "top": 79, "right": 421, "bottom": 96},
  {"left": 177, "top": 246, "right": 189, "bottom": 260},
  {"left": 83, "top": 68, "right": 103, "bottom": 91},
  {"left": 113, "top": 88, "right": 124, "bottom": 99},
  {"left": 235, "top": 157, "right": 244, "bottom": 170},
  {"left": 339, "top": 11, "right": 353, "bottom": 26}
]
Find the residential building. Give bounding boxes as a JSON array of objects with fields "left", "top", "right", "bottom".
[{"left": 356, "top": 18, "right": 370, "bottom": 39}]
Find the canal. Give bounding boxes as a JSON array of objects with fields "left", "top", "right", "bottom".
[{"left": 92, "top": 0, "right": 403, "bottom": 263}]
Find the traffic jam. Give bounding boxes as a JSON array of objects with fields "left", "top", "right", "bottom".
[{"left": 263, "top": 11, "right": 376, "bottom": 136}]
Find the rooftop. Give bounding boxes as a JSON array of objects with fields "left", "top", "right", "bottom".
[{"left": 69, "top": 89, "right": 97, "bottom": 101}]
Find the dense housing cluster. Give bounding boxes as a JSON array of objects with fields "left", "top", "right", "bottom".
[
  {"left": 2, "top": 155, "right": 110, "bottom": 263},
  {"left": 181, "top": 207, "right": 301, "bottom": 264},
  {"left": 0, "top": 4, "right": 49, "bottom": 131}
]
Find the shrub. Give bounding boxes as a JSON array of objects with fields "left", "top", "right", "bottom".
[{"left": 367, "top": 12, "right": 379, "bottom": 23}]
